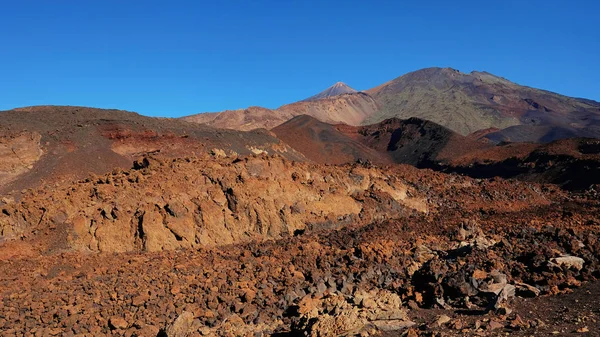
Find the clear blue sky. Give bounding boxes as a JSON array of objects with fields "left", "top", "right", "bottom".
[{"left": 0, "top": 0, "right": 598, "bottom": 117}]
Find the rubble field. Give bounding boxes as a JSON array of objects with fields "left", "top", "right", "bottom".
[{"left": 0, "top": 156, "right": 599, "bottom": 336}]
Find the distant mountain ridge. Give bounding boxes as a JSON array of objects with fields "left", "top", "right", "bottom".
[
  {"left": 182, "top": 90, "right": 378, "bottom": 131},
  {"left": 181, "top": 67, "right": 600, "bottom": 143}
]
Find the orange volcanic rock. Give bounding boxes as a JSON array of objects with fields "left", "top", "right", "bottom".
[{"left": 0, "top": 155, "right": 429, "bottom": 252}]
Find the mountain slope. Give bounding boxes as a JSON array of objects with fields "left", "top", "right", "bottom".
[
  {"left": 365, "top": 67, "right": 600, "bottom": 138},
  {"left": 277, "top": 92, "right": 378, "bottom": 126},
  {"left": 271, "top": 115, "right": 390, "bottom": 165},
  {"left": 348, "top": 117, "right": 490, "bottom": 166},
  {"left": 182, "top": 92, "right": 379, "bottom": 130},
  {"left": 301, "top": 82, "right": 358, "bottom": 101},
  {"left": 179, "top": 106, "right": 293, "bottom": 131}
]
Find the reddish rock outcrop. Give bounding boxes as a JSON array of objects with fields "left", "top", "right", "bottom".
[{"left": 0, "top": 155, "right": 428, "bottom": 252}]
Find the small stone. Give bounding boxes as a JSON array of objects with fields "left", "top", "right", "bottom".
[
  {"left": 371, "top": 319, "right": 415, "bottom": 331},
  {"left": 137, "top": 324, "right": 160, "bottom": 336},
  {"left": 488, "top": 320, "right": 503, "bottom": 330},
  {"left": 361, "top": 297, "right": 377, "bottom": 309},
  {"left": 242, "top": 288, "right": 256, "bottom": 302},
  {"left": 165, "top": 311, "right": 196, "bottom": 337},
  {"left": 407, "top": 300, "right": 419, "bottom": 310},
  {"left": 472, "top": 269, "right": 487, "bottom": 280},
  {"left": 132, "top": 293, "right": 149, "bottom": 307},
  {"left": 551, "top": 256, "right": 585, "bottom": 271},
  {"left": 406, "top": 328, "right": 418, "bottom": 337},
  {"left": 576, "top": 326, "right": 589, "bottom": 333},
  {"left": 436, "top": 314, "right": 451, "bottom": 327},
  {"left": 414, "top": 292, "right": 423, "bottom": 304},
  {"left": 451, "top": 319, "right": 465, "bottom": 330},
  {"left": 515, "top": 282, "right": 540, "bottom": 298},
  {"left": 109, "top": 316, "right": 128, "bottom": 330}
]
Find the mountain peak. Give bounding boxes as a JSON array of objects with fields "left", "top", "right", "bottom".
[
  {"left": 333, "top": 81, "right": 350, "bottom": 87},
  {"left": 302, "top": 82, "right": 358, "bottom": 102}
]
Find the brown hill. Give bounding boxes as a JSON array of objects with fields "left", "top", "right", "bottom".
[
  {"left": 272, "top": 115, "right": 390, "bottom": 165},
  {"left": 273, "top": 115, "right": 490, "bottom": 166},
  {"left": 0, "top": 105, "right": 305, "bottom": 198},
  {"left": 179, "top": 106, "right": 294, "bottom": 131},
  {"left": 274, "top": 116, "right": 600, "bottom": 190}
]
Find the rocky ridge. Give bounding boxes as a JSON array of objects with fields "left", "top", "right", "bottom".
[{"left": 0, "top": 105, "right": 305, "bottom": 197}]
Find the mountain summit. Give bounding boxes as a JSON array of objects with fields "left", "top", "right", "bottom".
[{"left": 302, "top": 82, "right": 358, "bottom": 101}]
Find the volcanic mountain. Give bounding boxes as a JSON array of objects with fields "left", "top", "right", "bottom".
[
  {"left": 301, "top": 81, "right": 358, "bottom": 101},
  {"left": 365, "top": 67, "right": 600, "bottom": 139},
  {"left": 184, "top": 68, "right": 600, "bottom": 143}
]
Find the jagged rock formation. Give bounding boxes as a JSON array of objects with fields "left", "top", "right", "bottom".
[{"left": 0, "top": 155, "right": 428, "bottom": 252}]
